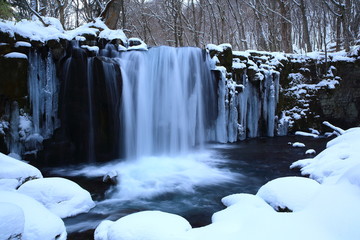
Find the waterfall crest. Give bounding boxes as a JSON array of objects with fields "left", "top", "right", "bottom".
[{"left": 118, "top": 47, "right": 217, "bottom": 159}]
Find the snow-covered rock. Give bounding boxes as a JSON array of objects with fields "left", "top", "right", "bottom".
[
  {"left": 256, "top": 176, "right": 320, "bottom": 211},
  {"left": 127, "top": 37, "right": 147, "bottom": 51},
  {"left": 305, "top": 149, "right": 316, "bottom": 155},
  {"left": 4, "top": 52, "right": 28, "bottom": 59},
  {"left": 0, "top": 202, "right": 24, "bottom": 240},
  {"left": 0, "top": 152, "right": 42, "bottom": 188},
  {"left": 292, "top": 142, "right": 305, "bottom": 148},
  {"left": 212, "top": 193, "right": 274, "bottom": 223},
  {"left": 95, "top": 211, "right": 191, "bottom": 240},
  {"left": 0, "top": 191, "right": 67, "bottom": 240},
  {"left": 18, "top": 177, "right": 95, "bottom": 218}
]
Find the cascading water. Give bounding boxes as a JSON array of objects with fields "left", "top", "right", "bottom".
[{"left": 117, "top": 46, "right": 218, "bottom": 159}]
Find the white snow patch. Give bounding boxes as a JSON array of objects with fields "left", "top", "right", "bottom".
[
  {"left": 4, "top": 52, "right": 28, "bottom": 59},
  {"left": 18, "top": 177, "right": 95, "bottom": 218},
  {"left": 206, "top": 44, "right": 223, "bottom": 53},
  {"left": 0, "top": 152, "right": 42, "bottom": 187},
  {"left": 81, "top": 45, "right": 100, "bottom": 53},
  {"left": 15, "top": 41, "right": 31, "bottom": 48},
  {"left": 127, "top": 37, "right": 147, "bottom": 51},
  {"left": 292, "top": 142, "right": 305, "bottom": 148},
  {"left": 0, "top": 202, "right": 24, "bottom": 240},
  {"left": 99, "top": 28, "right": 127, "bottom": 42},
  {"left": 0, "top": 179, "right": 19, "bottom": 191},
  {"left": 95, "top": 211, "right": 191, "bottom": 240},
  {"left": 0, "top": 191, "right": 67, "bottom": 240},
  {"left": 305, "top": 149, "right": 316, "bottom": 155},
  {"left": 295, "top": 131, "right": 319, "bottom": 138},
  {"left": 256, "top": 176, "right": 320, "bottom": 211}
]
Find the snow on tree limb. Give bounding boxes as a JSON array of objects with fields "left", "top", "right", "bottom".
[
  {"left": 23, "top": 0, "right": 48, "bottom": 27},
  {"left": 323, "top": 121, "right": 345, "bottom": 135}
]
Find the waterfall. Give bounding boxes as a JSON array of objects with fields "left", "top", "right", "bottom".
[
  {"left": 118, "top": 46, "right": 217, "bottom": 159},
  {"left": 58, "top": 43, "right": 122, "bottom": 163},
  {"left": 3, "top": 42, "right": 282, "bottom": 164}
]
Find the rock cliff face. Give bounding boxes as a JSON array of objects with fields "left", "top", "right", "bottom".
[
  {"left": 209, "top": 44, "right": 360, "bottom": 134},
  {"left": 1, "top": 20, "right": 360, "bottom": 165},
  {"left": 317, "top": 59, "right": 360, "bottom": 129}
]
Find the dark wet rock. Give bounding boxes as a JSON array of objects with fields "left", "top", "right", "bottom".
[
  {"left": 217, "top": 45, "right": 233, "bottom": 72},
  {"left": 0, "top": 54, "right": 28, "bottom": 115}
]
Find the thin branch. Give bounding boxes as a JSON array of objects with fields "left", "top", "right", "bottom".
[{"left": 23, "top": 0, "right": 48, "bottom": 26}]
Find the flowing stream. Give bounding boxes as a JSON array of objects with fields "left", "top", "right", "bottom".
[{"left": 45, "top": 136, "right": 328, "bottom": 239}]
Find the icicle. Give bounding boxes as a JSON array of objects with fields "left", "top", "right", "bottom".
[{"left": 215, "top": 67, "right": 228, "bottom": 143}]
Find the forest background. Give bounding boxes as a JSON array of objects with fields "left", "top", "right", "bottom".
[{"left": 0, "top": 0, "right": 359, "bottom": 53}]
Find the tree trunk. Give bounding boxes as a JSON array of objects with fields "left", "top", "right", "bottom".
[
  {"left": 299, "top": 0, "right": 312, "bottom": 52},
  {"left": 100, "top": 0, "right": 124, "bottom": 29},
  {"left": 278, "top": 0, "right": 293, "bottom": 53}
]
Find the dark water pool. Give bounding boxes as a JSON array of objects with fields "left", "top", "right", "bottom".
[{"left": 45, "top": 136, "right": 329, "bottom": 240}]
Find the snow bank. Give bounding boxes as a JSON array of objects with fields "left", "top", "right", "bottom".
[
  {"left": 256, "top": 176, "right": 320, "bottom": 211},
  {"left": 291, "top": 127, "right": 360, "bottom": 184},
  {"left": 95, "top": 211, "right": 191, "bottom": 240},
  {"left": 0, "top": 191, "right": 67, "bottom": 240},
  {"left": 18, "top": 177, "right": 95, "bottom": 218},
  {"left": 211, "top": 193, "right": 274, "bottom": 223},
  {"left": 0, "top": 202, "right": 24, "bottom": 240},
  {"left": 0, "top": 152, "right": 42, "bottom": 187}
]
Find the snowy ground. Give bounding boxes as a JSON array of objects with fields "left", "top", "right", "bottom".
[
  {"left": 95, "top": 127, "right": 360, "bottom": 240},
  {"left": 0, "top": 153, "right": 95, "bottom": 240}
]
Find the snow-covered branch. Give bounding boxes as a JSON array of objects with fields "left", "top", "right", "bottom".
[{"left": 323, "top": 121, "right": 345, "bottom": 135}]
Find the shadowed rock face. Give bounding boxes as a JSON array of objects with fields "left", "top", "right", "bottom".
[
  {"left": 39, "top": 45, "right": 123, "bottom": 166},
  {"left": 317, "top": 60, "right": 360, "bottom": 129},
  {"left": 0, "top": 55, "right": 28, "bottom": 155}
]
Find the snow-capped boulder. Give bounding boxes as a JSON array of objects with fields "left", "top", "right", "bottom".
[
  {"left": 0, "top": 152, "right": 42, "bottom": 187},
  {"left": 256, "top": 176, "right": 320, "bottom": 212},
  {"left": 17, "top": 177, "right": 95, "bottom": 218},
  {"left": 0, "top": 202, "right": 24, "bottom": 240},
  {"left": 94, "top": 220, "right": 114, "bottom": 240},
  {"left": 95, "top": 211, "right": 191, "bottom": 240},
  {"left": 212, "top": 193, "right": 274, "bottom": 223},
  {"left": 0, "top": 191, "right": 67, "bottom": 240},
  {"left": 305, "top": 149, "right": 316, "bottom": 155},
  {"left": 292, "top": 142, "right": 305, "bottom": 148}
]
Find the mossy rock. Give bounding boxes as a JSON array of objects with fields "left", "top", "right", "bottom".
[
  {"left": 0, "top": 43, "right": 12, "bottom": 56},
  {"left": 0, "top": 56, "right": 28, "bottom": 100},
  {"left": 0, "top": 31, "right": 14, "bottom": 44},
  {"left": 0, "top": 55, "right": 28, "bottom": 117},
  {"left": 81, "top": 33, "right": 97, "bottom": 41},
  {"left": 46, "top": 39, "right": 65, "bottom": 60}
]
